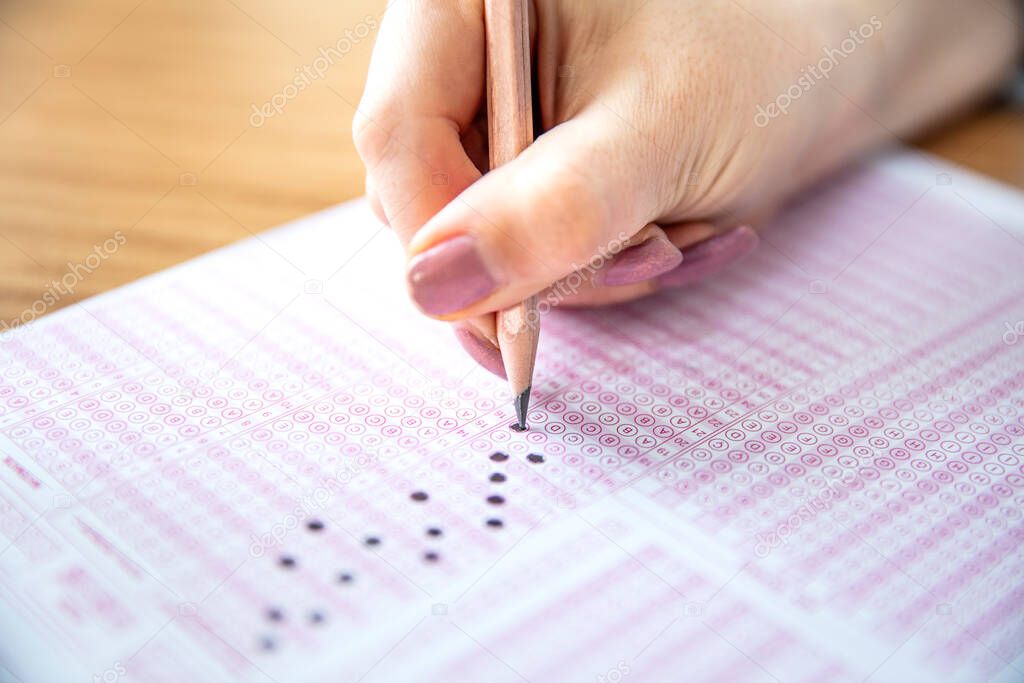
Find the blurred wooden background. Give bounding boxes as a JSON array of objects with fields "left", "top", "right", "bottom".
[{"left": 0, "top": 0, "right": 1022, "bottom": 327}]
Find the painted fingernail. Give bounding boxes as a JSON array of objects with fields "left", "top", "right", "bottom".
[
  {"left": 407, "top": 235, "right": 499, "bottom": 316},
  {"left": 601, "top": 235, "right": 683, "bottom": 286},
  {"left": 454, "top": 327, "right": 507, "bottom": 379},
  {"left": 657, "top": 226, "right": 758, "bottom": 288}
]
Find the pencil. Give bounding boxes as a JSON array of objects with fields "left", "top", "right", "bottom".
[{"left": 483, "top": 0, "right": 539, "bottom": 431}]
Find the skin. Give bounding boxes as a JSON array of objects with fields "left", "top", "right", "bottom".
[{"left": 354, "top": 0, "right": 1022, "bottom": 370}]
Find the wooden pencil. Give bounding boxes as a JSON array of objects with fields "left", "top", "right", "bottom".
[{"left": 483, "top": 0, "right": 539, "bottom": 431}]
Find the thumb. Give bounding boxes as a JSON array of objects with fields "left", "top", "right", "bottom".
[{"left": 405, "top": 110, "right": 664, "bottom": 319}]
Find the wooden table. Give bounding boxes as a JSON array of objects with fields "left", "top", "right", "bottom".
[{"left": 1, "top": 0, "right": 1022, "bottom": 326}]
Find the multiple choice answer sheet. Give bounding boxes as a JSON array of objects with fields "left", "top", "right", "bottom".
[{"left": 1, "top": 152, "right": 1023, "bottom": 683}]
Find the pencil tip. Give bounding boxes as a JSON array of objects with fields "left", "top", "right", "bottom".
[{"left": 513, "top": 386, "right": 531, "bottom": 431}]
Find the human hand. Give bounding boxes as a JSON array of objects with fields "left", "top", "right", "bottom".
[{"left": 353, "top": 0, "right": 1018, "bottom": 375}]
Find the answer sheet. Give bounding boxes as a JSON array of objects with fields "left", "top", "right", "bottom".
[{"left": 1, "top": 152, "right": 1022, "bottom": 683}]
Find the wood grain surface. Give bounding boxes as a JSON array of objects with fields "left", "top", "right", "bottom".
[{"left": 1, "top": 0, "right": 1021, "bottom": 327}]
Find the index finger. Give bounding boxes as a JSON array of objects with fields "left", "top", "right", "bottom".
[{"left": 353, "top": 0, "right": 487, "bottom": 244}]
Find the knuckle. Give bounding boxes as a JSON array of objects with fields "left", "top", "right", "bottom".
[
  {"left": 522, "top": 161, "right": 609, "bottom": 266},
  {"left": 367, "top": 190, "right": 388, "bottom": 226},
  {"left": 352, "top": 111, "right": 398, "bottom": 168}
]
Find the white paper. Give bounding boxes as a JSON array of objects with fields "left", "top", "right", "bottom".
[{"left": 1, "top": 151, "right": 1023, "bottom": 683}]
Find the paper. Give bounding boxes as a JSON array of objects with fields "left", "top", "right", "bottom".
[{"left": 1, "top": 151, "right": 1022, "bottom": 683}]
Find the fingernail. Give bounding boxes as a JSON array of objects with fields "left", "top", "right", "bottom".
[
  {"left": 407, "top": 235, "right": 499, "bottom": 316},
  {"left": 657, "top": 226, "right": 758, "bottom": 288},
  {"left": 454, "top": 327, "right": 507, "bottom": 379},
  {"left": 601, "top": 235, "right": 683, "bottom": 286}
]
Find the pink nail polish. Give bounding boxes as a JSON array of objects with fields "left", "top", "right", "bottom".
[
  {"left": 601, "top": 235, "right": 683, "bottom": 286},
  {"left": 407, "top": 235, "right": 498, "bottom": 316},
  {"left": 454, "top": 327, "right": 507, "bottom": 378},
  {"left": 657, "top": 226, "right": 758, "bottom": 288}
]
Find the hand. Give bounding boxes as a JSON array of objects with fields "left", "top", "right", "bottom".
[{"left": 354, "top": 0, "right": 1020, "bottom": 375}]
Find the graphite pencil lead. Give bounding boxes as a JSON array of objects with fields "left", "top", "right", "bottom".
[{"left": 513, "top": 385, "right": 532, "bottom": 431}]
